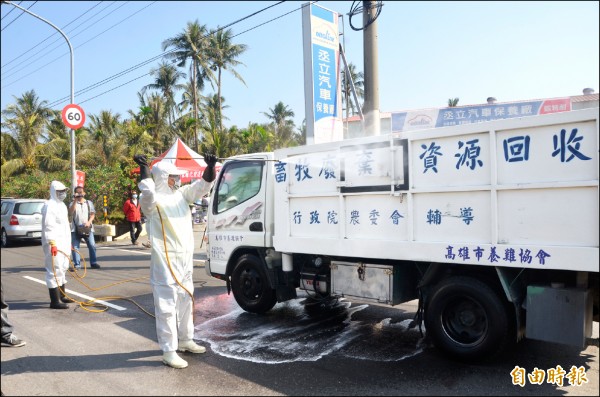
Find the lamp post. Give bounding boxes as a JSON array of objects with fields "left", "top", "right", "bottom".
[{"left": 2, "top": 1, "right": 77, "bottom": 192}]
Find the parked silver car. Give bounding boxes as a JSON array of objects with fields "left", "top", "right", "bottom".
[{"left": 1, "top": 198, "right": 46, "bottom": 248}]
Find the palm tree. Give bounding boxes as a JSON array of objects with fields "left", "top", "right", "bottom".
[
  {"left": 238, "top": 122, "right": 274, "bottom": 154},
  {"left": 208, "top": 27, "right": 247, "bottom": 134},
  {"left": 129, "top": 92, "right": 171, "bottom": 155},
  {"left": 199, "top": 93, "right": 238, "bottom": 157},
  {"left": 201, "top": 125, "right": 242, "bottom": 159},
  {"left": 0, "top": 132, "right": 19, "bottom": 167},
  {"left": 262, "top": 101, "right": 295, "bottom": 148},
  {"left": 37, "top": 109, "right": 71, "bottom": 172},
  {"left": 341, "top": 62, "right": 364, "bottom": 120},
  {"left": 121, "top": 119, "right": 154, "bottom": 158},
  {"left": 1, "top": 90, "right": 53, "bottom": 177},
  {"left": 162, "top": 20, "right": 215, "bottom": 152},
  {"left": 448, "top": 98, "right": 459, "bottom": 107},
  {"left": 83, "top": 110, "right": 125, "bottom": 166},
  {"left": 142, "top": 60, "right": 186, "bottom": 127},
  {"left": 177, "top": 78, "right": 207, "bottom": 120},
  {"left": 295, "top": 119, "right": 307, "bottom": 146}
]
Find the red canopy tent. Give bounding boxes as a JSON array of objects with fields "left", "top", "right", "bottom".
[{"left": 131, "top": 138, "right": 221, "bottom": 184}]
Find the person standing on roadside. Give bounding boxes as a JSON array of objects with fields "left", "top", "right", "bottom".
[
  {"left": 68, "top": 186, "right": 100, "bottom": 270},
  {"left": 123, "top": 191, "right": 143, "bottom": 245},
  {"left": 41, "top": 181, "right": 75, "bottom": 309}
]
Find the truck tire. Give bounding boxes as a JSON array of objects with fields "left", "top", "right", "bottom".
[
  {"left": 424, "top": 276, "right": 515, "bottom": 361},
  {"left": 231, "top": 254, "right": 277, "bottom": 314}
]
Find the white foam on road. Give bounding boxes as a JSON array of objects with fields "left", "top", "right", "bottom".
[{"left": 195, "top": 296, "right": 426, "bottom": 364}]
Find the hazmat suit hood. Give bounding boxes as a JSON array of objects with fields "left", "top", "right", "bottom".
[
  {"left": 50, "top": 180, "right": 67, "bottom": 201},
  {"left": 151, "top": 162, "right": 186, "bottom": 194}
]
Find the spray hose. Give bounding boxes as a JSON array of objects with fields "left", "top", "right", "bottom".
[
  {"left": 156, "top": 206, "right": 196, "bottom": 323},
  {"left": 51, "top": 248, "right": 153, "bottom": 315},
  {"left": 50, "top": 205, "right": 199, "bottom": 320}
]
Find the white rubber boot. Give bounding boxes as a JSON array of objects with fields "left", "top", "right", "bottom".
[
  {"left": 162, "top": 351, "right": 188, "bottom": 369},
  {"left": 178, "top": 340, "right": 206, "bottom": 354}
]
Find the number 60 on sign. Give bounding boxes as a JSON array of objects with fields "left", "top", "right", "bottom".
[{"left": 61, "top": 104, "right": 86, "bottom": 130}]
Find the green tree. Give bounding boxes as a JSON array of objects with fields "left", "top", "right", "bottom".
[
  {"left": 448, "top": 98, "right": 459, "bottom": 107},
  {"left": 295, "top": 119, "right": 307, "bottom": 146},
  {"left": 199, "top": 94, "right": 238, "bottom": 158},
  {"left": 1, "top": 90, "right": 53, "bottom": 177},
  {"left": 238, "top": 122, "right": 274, "bottom": 154},
  {"left": 121, "top": 119, "right": 154, "bottom": 159},
  {"left": 341, "top": 62, "right": 364, "bottom": 119},
  {"left": 37, "top": 109, "right": 71, "bottom": 172},
  {"left": 142, "top": 60, "right": 186, "bottom": 127},
  {"left": 208, "top": 27, "right": 247, "bottom": 134},
  {"left": 262, "top": 101, "right": 296, "bottom": 148},
  {"left": 162, "top": 20, "right": 215, "bottom": 152},
  {"left": 82, "top": 110, "right": 126, "bottom": 166},
  {"left": 129, "top": 92, "right": 171, "bottom": 155}
]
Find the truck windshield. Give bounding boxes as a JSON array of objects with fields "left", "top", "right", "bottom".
[{"left": 216, "top": 161, "right": 263, "bottom": 213}]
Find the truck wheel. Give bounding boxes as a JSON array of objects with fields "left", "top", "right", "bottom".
[
  {"left": 424, "top": 276, "right": 515, "bottom": 361},
  {"left": 231, "top": 254, "right": 277, "bottom": 314}
]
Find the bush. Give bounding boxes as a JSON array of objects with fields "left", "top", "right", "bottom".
[{"left": 2, "top": 164, "right": 137, "bottom": 226}]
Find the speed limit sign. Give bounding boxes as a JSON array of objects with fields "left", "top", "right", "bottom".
[{"left": 61, "top": 104, "right": 86, "bottom": 129}]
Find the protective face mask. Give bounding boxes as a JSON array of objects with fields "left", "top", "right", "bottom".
[
  {"left": 57, "top": 192, "right": 67, "bottom": 201},
  {"left": 169, "top": 175, "right": 181, "bottom": 191},
  {"left": 132, "top": 194, "right": 138, "bottom": 199}
]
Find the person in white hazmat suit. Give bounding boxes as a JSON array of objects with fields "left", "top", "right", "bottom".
[
  {"left": 41, "top": 181, "right": 76, "bottom": 309},
  {"left": 134, "top": 153, "right": 217, "bottom": 369}
]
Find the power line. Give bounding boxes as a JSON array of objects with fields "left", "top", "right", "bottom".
[
  {"left": 1, "top": 1, "right": 103, "bottom": 70},
  {"left": 79, "top": 72, "right": 150, "bottom": 106},
  {"left": 47, "top": 52, "right": 166, "bottom": 108},
  {"left": 232, "top": 1, "right": 312, "bottom": 38},
  {"left": 2, "top": 2, "right": 153, "bottom": 89},
  {"left": 1, "top": 0, "right": 36, "bottom": 31},
  {"left": 0, "top": 0, "right": 23, "bottom": 21},
  {"left": 47, "top": 1, "right": 297, "bottom": 109},
  {"left": 2, "top": 1, "right": 131, "bottom": 80},
  {"left": 4, "top": 1, "right": 315, "bottom": 112}
]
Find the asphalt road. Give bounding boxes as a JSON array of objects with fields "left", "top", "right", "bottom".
[{"left": 1, "top": 224, "right": 598, "bottom": 396}]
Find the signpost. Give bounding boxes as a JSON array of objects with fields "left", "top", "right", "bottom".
[
  {"left": 61, "top": 104, "right": 86, "bottom": 130},
  {"left": 75, "top": 170, "right": 86, "bottom": 188},
  {"left": 302, "top": 3, "right": 343, "bottom": 145}
]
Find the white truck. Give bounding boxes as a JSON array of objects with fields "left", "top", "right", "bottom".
[{"left": 205, "top": 108, "right": 599, "bottom": 361}]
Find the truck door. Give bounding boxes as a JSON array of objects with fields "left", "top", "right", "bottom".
[{"left": 207, "top": 158, "right": 267, "bottom": 276}]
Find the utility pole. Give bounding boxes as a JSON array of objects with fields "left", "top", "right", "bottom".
[{"left": 362, "top": 0, "right": 380, "bottom": 137}]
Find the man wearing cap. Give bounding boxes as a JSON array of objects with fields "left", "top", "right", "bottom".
[{"left": 133, "top": 153, "right": 217, "bottom": 369}]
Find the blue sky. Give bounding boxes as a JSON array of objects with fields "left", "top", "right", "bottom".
[{"left": 1, "top": 1, "right": 598, "bottom": 130}]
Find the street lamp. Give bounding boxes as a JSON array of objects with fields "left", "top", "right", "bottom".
[{"left": 2, "top": 1, "right": 77, "bottom": 192}]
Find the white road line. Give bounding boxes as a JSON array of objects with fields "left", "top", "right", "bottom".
[
  {"left": 23, "top": 276, "right": 127, "bottom": 311},
  {"left": 99, "top": 246, "right": 206, "bottom": 262}
]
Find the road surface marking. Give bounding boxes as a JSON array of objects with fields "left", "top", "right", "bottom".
[{"left": 23, "top": 275, "right": 127, "bottom": 311}]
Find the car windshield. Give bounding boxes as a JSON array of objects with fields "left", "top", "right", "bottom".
[{"left": 14, "top": 202, "right": 44, "bottom": 215}]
